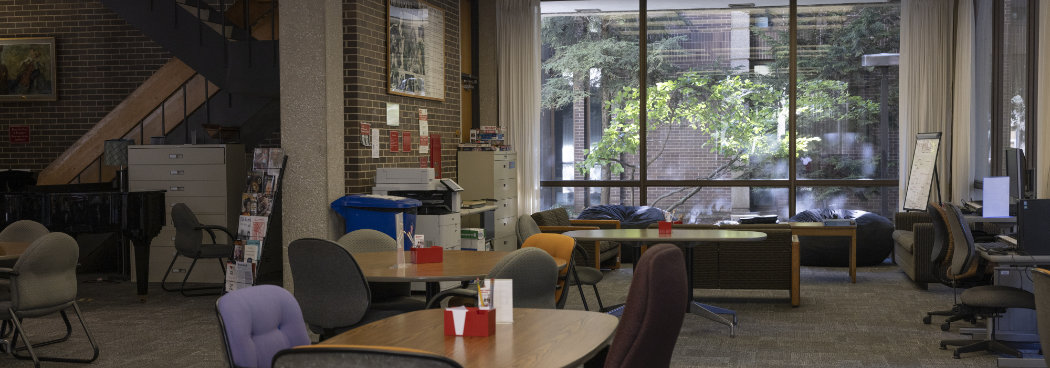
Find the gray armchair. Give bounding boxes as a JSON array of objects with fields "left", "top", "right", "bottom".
[
  {"left": 425, "top": 247, "right": 557, "bottom": 309},
  {"left": 892, "top": 211, "right": 937, "bottom": 288},
  {"left": 0, "top": 232, "right": 99, "bottom": 367},
  {"left": 531, "top": 207, "right": 621, "bottom": 269},
  {"left": 335, "top": 229, "right": 424, "bottom": 312},
  {"left": 162, "top": 203, "right": 234, "bottom": 296}
]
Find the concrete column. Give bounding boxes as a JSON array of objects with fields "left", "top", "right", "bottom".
[{"left": 278, "top": 0, "right": 345, "bottom": 289}]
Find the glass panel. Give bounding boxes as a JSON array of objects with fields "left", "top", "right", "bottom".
[
  {"left": 795, "top": 186, "right": 898, "bottom": 219},
  {"left": 648, "top": 186, "right": 788, "bottom": 224},
  {"left": 1000, "top": 0, "right": 1028, "bottom": 152},
  {"left": 642, "top": 2, "right": 789, "bottom": 181},
  {"left": 539, "top": 186, "right": 641, "bottom": 214},
  {"left": 539, "top": 1, "right": 640, "bottom": 183},
  {"left": 972, "top": 0, "right": 994, "bottom": 196},
  {"left": 795, "top": 2, "right": 901, "bottom": 180}
]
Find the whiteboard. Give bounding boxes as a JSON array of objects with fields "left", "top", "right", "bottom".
[{"left": 903, "top": 132, "right": 942, "bottom": 211}]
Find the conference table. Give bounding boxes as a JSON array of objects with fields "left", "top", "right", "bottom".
[
  {"left": 353, "top": 250, "right": 567, "bottom": 302},
  {"left": 320, "top": 308, "right": 618, "bottom": 368},
  {"left": 562, "top": 228, "right": 766, "bottom": 336},
  {"left": 0, "top": 241, "right": 29, "bottom": 263}
]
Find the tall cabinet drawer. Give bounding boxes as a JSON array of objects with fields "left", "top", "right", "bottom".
[{"left": 459, "top": 151, "right": 518, "bottom": 250}]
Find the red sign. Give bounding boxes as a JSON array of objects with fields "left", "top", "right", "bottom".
[
  {"left": 402, "top": 131, "right": 412, "bottom": 152},
  {"left": 389, "top": 130, "right": 400, "bottom": 152},
  {"left": 9, "top": 126, "right": 29, "bottom": 144}
]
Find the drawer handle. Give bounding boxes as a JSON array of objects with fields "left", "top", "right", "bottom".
[
  {"left": 169, "top": 186, "right": 184, "bottom": 191},
  {"left": 168, "top": 154, "right": 183, "bottom": 159},
  {"left": 170, "top": 170, "right": 184, "bottom": 175}
]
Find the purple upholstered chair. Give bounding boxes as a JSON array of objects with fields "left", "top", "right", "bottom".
[
  {"left": 216, "top": 285, "right": 311, "bottom": 368},
  {"left": 604, "top": 243, "right": 687, "bottom": 368}
]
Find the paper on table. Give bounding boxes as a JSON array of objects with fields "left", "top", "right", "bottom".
[
  {"left": 493, "top": 279, "right": 513, "bottom": 323},
  {"left": 448, "top": 306, "right": 467, "bottom": 335},
  {"left": 984, "top": 176, "right": 1009, "bottom": 217}
]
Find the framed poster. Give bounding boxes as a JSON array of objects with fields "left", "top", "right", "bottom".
[
  {"left": 0, "top": 37, "right": 57, "bottom": 101},
  {"left": 903, "top": 132, "right": 942, "bottom": 211},
  {"left": 387, "top": 0, "right": 445, "bottom": 101}
]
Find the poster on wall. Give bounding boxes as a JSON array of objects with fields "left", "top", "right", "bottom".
[
  {"left": 387, "top": 0, "right": 445, "bottom": 101},
  {"left": 0, "top": 37, "right": 56, "bottom": 102}
]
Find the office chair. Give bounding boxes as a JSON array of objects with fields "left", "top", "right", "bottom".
[
  {"left": 603, "top": 244, "right": 687, "bottom": 368},
  {"left": 0, "top": 232, "right": 99, "bottom": 368},
  {"left": 272, "top": 345, "right": 463, "bottom": 368},
  {"left": 216, "top": 285, "right": 311, "bottom": 368},
  {"left": 522, "top": 233, "right": 583, "bottom": 309},
  {"left": 938, "top": 204, "right": 1035, "bottom": 359},
  {"left": 335, "top": 229, "right": 424, "bottom": 312},
  {"left": 162, "top": 203, "right": 235, "bottom": 296},
  {"left": 426, "top": 247, "right": 557, "bottom": 309},
  {"left": 517, "top": 215, "right": 601, "bottom": 310},
  {"left": 1031, "top": 268, "right": 1050, "bottom": 366},
  {"left": 922, "top": 202, "right": 978, "bottom": 330},
  {"left": 288, "top": 238, "right": 406, "bottom": 341}
]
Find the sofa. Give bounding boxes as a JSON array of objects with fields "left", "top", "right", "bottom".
[
  {"left": 891, "top": 211, "right": 937, "bottom": 289},
  {"left": 652, "top": 223, "right": 800, "bottom": 306},
  {"left": 531, "top": 207, "right": 622, "bottom": 269}
]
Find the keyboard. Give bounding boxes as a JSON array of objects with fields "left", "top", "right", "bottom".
[{"left": 976, "top": 241, "right": 1017, "bottom": 252}]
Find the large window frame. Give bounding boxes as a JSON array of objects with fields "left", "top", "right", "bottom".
[
  {"left": 988, "top": 0, "right": 1039, "bottom": 177},
  {"left": 539, "top": 0, "right": 899, "bottom": 218}
]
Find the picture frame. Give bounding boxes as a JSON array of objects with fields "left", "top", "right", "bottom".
[
  {"left": 387, "top": 0, "right": 445, "bottom": 101},
  {"left": 0, "top": 37, "right": 57, "bottom": 102}
]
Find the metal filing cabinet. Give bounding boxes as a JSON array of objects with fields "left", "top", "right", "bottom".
[
  {"left": 458, "top": 151, "right": 517, "bottom": 251},
  {"left": 128, "top": 144, "right": 246, "bottom": 283}
]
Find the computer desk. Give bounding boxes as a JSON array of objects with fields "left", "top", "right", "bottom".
[{"left": 976, "top": 250, "right": 1050, "bottom": 367}]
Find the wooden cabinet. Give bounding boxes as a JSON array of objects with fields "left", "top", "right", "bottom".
[
  {"left": 458, "top": 151, "right": 517, "bottom": 251},
  {"left": 128, "top": 144, "right": 246, "bottom": 282}
]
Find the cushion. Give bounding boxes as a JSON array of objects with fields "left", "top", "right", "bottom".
[
  {"left": 892, "top": 230, "right": 915, "bottom": 254},
  {"left": 961, "top": 285, "right": 1035, "bottom": 309},
  {"left": 577, "top": 205, "right": 666, "bottom": 229}
]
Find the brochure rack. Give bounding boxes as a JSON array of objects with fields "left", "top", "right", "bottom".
[{"left": 224, "top": 148, "right": 287, "bottom": 292}]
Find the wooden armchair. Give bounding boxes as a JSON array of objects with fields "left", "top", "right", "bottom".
[{"left": 531, "top": 207, "right": 621, "bottom": 269}]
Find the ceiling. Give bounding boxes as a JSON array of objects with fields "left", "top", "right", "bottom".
[{"left": 540, "top": 0, "right": 892, "bottom": 14}]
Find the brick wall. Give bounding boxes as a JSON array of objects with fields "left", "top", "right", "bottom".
[
  {"left": 342, "top": 0, "right": 460, "bottom": 194},
  {"left": 0, "top": 0, "right": 170, "bottom": 171}
]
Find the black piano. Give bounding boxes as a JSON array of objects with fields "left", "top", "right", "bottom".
[{"left": 0, "top": 184, "right": 165, "bottom": 300}]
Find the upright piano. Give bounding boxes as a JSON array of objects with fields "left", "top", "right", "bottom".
[{"left": 0, "top": 184, "right": 165, "bottom": 300}]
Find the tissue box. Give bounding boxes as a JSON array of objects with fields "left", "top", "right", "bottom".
[
  {"left": 410, "top": 246, "right": 443, "bottom": 263},
  {"left": 443, "top": 308, "right": 496, "bottom": 336},
  {"left": 461, "top": 228, "right": 486, "bottom": 251}
]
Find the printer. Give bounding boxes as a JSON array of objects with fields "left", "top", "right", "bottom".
[{"left": 373, "top": 168, "right": 463, "bottom": 249}]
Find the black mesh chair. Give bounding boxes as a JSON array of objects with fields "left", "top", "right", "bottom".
[
  {"left": 162, "top": 203, "right": 235, "bottom": 296},
  {"left": 938, "top": 204, "right": 1035, "bottom": 359},
  {"left": 0, "top": 232, "right": 99, "bottom": 367},
  {"left": 272, "top": 345, "right": 463, "bottom": 368},
  {"left": 288, "top": 238, "right": 405, "bottom": 341},
  {"left": 922, "top": 202, "right": 978, "bottom": 330}
]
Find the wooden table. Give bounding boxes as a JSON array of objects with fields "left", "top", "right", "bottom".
[
  {"left": 789, "top": 222, "right": 858, "bottom": 283},
  {"left": 320, "top": 308, "right": 618, "bottom": 368},
  {"left": 0, "top": 241, "right": 30, "bottom": 263},
  {"left": 562, "top": 228, "right": 766, "bottom": 336},
  {"left": 354, "top": 250, "right": 566, "bottom": 301}
]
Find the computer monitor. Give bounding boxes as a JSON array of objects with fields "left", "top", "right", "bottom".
[{"left": 1005, "top": 147, "right": 1026, "bottom": 200}]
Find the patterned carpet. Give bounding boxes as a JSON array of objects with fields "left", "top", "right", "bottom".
[{"left": 0, "top": 261, "right": 1016, "bottom": 367}]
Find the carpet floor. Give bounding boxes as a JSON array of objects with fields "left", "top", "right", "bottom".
[{"left": 0, "top": 260, "right": 1022, "bottom": 367}]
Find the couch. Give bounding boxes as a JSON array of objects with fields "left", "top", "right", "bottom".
[
  {"left": 891, "top": 211, "right": 937, "bottom": 289},
  {"left": 531, "top": 207, "right": 622, "bottom": 269},
  {"left": 652, "top": 223, "right": 800, "bottom": 306}
]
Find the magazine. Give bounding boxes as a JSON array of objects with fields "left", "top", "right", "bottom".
[
  {"left": 250, "top": 216, "right": 268, "bottom": 239},
  {"left": 253, "top": 148, "right": 269, "bottom": 170},
  {"left": 244, "top": 239, "right": 261, "bottom": 264},
  {"left": 256, "top": 194, "right": 273, "bottom": 217},
  {"left": 245, "top": 171, "right": 266, "bottom": 193},
  {"left": 268, "top": 148, "right": 284, "bottom": 168}
]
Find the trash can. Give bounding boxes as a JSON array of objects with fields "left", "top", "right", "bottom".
[{"left": 331, "top": 194, "right": 422, "bottom": 250}]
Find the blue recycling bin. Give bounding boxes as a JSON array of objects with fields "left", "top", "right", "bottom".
[{"left": 331, "top": 194, "right": 421, "bottom": 250}]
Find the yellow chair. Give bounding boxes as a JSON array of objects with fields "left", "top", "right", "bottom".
[{"left": 522, "top": 233, "right": 578, "bottom": 308}]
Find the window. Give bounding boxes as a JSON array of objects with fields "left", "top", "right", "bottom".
[{"left": 540, "top": 1, "right": 901, "bottom": 222}]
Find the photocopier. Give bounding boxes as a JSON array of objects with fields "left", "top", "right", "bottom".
[{"left": 372, "top": 168, "right": 463, "bottom": 249}]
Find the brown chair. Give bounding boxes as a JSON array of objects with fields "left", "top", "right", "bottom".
[
  {"left": 531, "top": 207, "right": 621, "bottom": 269},
  {"left": 522, "top": 233, "right": 580, "bottom": 309},
  {"left": 603, "top": 244, "right": 687, "bottom": 368}
]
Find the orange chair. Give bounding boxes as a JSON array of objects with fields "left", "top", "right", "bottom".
[{"left": 522, "top": 233, "right": 579, "bottom": 308}]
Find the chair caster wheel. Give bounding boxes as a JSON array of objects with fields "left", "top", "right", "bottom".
[
  {"left": 922, "top": 315, "right": 932, "bottom": 324},
  {"left": 939, "top": 344, "right": 947, "bottom": 350},
  {"left": 940, "top": 323, "right": 950, "bottom": 331}
]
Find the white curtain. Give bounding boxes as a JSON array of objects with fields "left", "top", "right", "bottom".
[
  {"left": 950, "top": 0, "right": 975, "bottom": 203},
  {"left": 899, "top": 0, "right": 957, "bottom": 208},
  {"left": 496, "top": 0, "right": 541, "bottom": 215},
  {"left": 1038, "top": 3, "right": 1050, "bottom": 198}
]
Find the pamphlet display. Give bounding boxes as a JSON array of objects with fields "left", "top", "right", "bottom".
[{"left": 225, "top": 147, "right": 287, "bottom": 292}]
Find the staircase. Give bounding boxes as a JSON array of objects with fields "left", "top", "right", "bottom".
[{"left": 38, "top": 0, "right": 280, "bottom": 185}]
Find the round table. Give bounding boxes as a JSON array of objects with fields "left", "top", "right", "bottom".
[{"left": 320, "top": 308, "right": 618, "bottom": 368}]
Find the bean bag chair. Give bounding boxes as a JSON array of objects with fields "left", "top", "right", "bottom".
[
  {"left": 789, "top": 208, "right": 894, "bottom": 267},
  {"left": 577, "top": 205, "right": 667, "bottom": 229}
]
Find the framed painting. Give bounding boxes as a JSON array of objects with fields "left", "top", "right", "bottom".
[
  {"left": 387, "top": 0, "right": 445, "bottom": 101},
  {"left": 0, "top": 37, "right": 57, "bottom": 102}
]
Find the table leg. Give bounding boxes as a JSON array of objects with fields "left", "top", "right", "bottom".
[
  {"left": 683, "top": 245, "right": 737, "bottom": 336},
  {"left": 131, "top": 237, "right": 149, "bottom": 302},
  {"left": 425, "top": 282, "right": 440, "bottom": 302},
  {"left": 849, "top": 231, "right": 857, "bottom": 283}
]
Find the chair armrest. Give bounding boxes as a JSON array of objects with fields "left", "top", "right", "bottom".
[
  {"left": 537, "top": 225, "right": 599, "bottom": 233},
  {"left": 569, "top": 219, "right": 621, "bottom": 229},
  {"left": 0, "top": 267, "right": 16, "bottom": 278},
  {"left": 894, "top": 212, "right": 931, "bottom": 231},
  {"left": 198, "top": 225, "right": 236, "bottom": 243},
  {"left": 425, "top": 288, "right": 479, "bottom": 309},
  {"left": 910, "top": 223, "right": 938, "bottom": 281}
]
